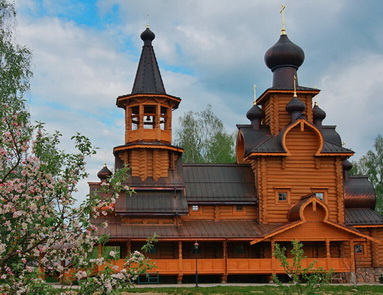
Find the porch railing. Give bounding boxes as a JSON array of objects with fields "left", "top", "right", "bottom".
[{"left": 114, "top": 257, "right": 352, "bottom": 275}]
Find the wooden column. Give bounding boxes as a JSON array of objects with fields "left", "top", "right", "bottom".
[
  {"left": 177, "top": 241, "right": 183, "bottom": 284},
  {"left": 166, "top": 107, "right": 172, "bottom": 131},
  {"left": 125, "top": 107, "right": 132, "bottom": 143},
  {"left": 156, "top": 104, "right": 161, "bottom": 140},
  {"left": 222, "top": 240, "right": 228, "bottom": 283},
  {"left": 326, "top": 239, "right": 331, "bottom": 270},
  {"left": 127, "top": 240, "right": 131, "bottom": 254},
  {"left": 138, "top": 104, "right": 144, "bottom": 140},
  {"left": 271, "top": 239, "right": 276, "bottom": 274},
  {"left": 371, "top": 229, "right": 379, "bottom": 267},
  {"left": 336, "top": 158, "right": 345, "bottom": 223},
  {"left": 350, "top": 239, "right": 357, "bottom": 284}
]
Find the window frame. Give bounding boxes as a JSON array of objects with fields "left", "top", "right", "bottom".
[
  {"left": 191, "top": 205, "right": 199, "bottom": 212},
  {"left": 275, "top": 188, "right": 291, "bottom": 204},
  {"left": 354, "top": 244, "right": 364, "bottom": 255},
  {"left": 311, "top": 188, "right": 328, "bottom": 203}
]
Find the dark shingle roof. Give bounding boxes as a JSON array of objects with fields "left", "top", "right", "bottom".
[
  {"left": 115, "top": 190, "right": 188, "bottom": 215},
  {"left": 252, "top": 135, "right": 285, "bottom": 153},
  {"left": 93, "top": 218, "right": 280, "bottom": 239},
  {"left": 321, "top": 141, "right": 354, "bottom": 154},
  {"left": 238, "top": 122, "right": 353, "bottom": 156},
  {"left": 345, "top": 208, "right": 383, "bottom": 226},
  {"left": 183, "top": 164, "right": 257, "bottom": 204},
  {"left": 131, "top": 30, "right": 166, "bottom": 94},
  {"left": 237, "top": 125, "right": 284, "bottom": 156}
]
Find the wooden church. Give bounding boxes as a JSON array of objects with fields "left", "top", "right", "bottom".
[{"left": 89, "top": 22, "right": 383, "bottom": 283}]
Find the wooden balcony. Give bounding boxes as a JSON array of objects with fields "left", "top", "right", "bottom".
[{"left": 114, "top": 257, "right": 352, "bottom": 275}]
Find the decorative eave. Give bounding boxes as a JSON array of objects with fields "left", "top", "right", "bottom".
[
  {"left": 250, "top": 221, "right": 304, "bottom": 245},
  {"left": 245, "top": 151, "right": 354, "bottom": 159},
  {"left": 187, "top": 201, "right": 257, "bottom": 205},
  {"left": 354, "top": 225, "right": 383, "bottom": 228},
  {"left": 244, "top": 152, "right": 287, "bottom": 160},
  {"left": 256, "top": 87, "right": 320, "bottom": 105},
  {"left": 116, "top": 93, "right": 181, "bottom": 108},
  {"left": 244, "top": 119, "right": 354, "bottom": 160},
  {"left": 251, "top": 221, "right": 381, "bottom": 245},
  {"left": 251, "top": 196, "right": 381, "bottom": 245},
  {"left": 113, "top": 142, "right": 184, "bottom": 154}
]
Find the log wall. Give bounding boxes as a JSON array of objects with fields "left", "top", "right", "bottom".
[
  {"left": 254, "top": 123, "right": 343, "bottom": 224},
  {"left": 183, "top": 205, "right": 257, "bottom": 221},
  {"left": 261, "top": 93, "right": 314, "bottom": 135}
]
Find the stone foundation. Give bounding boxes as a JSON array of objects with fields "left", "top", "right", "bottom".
[{"left": 356, "top": 267, "right": 383, "bottom": 283}]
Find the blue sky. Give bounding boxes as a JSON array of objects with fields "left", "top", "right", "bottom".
[{"left": 14, "top": 0, "right": 383, "bottom": 203}]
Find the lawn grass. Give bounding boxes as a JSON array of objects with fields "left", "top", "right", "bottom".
[{"left": 122, "top": 284, "right": 383, "bottom": 295}]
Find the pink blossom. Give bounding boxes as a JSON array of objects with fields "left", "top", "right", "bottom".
[
  {"left": 12, "top": 211, "right": 23, "bottom": 218},
  {"left": 75, "top": 271, "right": 87, "bottom": 280}
]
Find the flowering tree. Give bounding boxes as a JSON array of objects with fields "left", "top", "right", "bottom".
[
  {"left": 0, "top": 1, "right": 154, "bottom": 294},
  {"left": 0, "top": 114, "right": 154, "bottom": 294}
]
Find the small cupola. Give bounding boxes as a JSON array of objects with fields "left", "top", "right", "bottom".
[
  {"left": 286, "top": 76, "right": 305, "bottom": 122},
  {"left": 97, "top": 164, "right": 113, "bottom": 183},
  {"left": 312, "top": 102, "right": 326, "bottom": 128},
  {"left": 246, "top": 104, "right": 265, "bottom": 130},
  {"left": 141, "top": 27, "right": 155, "bottom": 46}
]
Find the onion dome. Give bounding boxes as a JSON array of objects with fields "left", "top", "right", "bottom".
[
  {"left": 342, "top": 159, "right": 353, "bottom": 182},
  {"left": 286, "top": 97, "right": 305, "bottom": 113},
  {"left": 344, "top": 176, "right": 376, "bottom": 209},
  {"left": 141, "top": 27, "right": 155, "bottom": 45},
  {"left": 246, "top": 104, "right": 264, "bottom": 131},
  {"left": 343, "top": 159, "right": 353, "bottom": 171},
  {"left": 313, "top": 103, "right": 326, "bottom": 121},
  {"left": 246, "top": 104, "right": 265, "bottom": 121},
  {"left": 264, "top": 34, "right": 305, "bottom": 88},
  {"left": 97, "top": 164, "right": 113, "bottom": 182},
  {"left": 313, "top": 103, "right": 326, "bottom": 128},
  {"left": 265, "top": 34, "right": 305, "bottom": 71},
  {"left": 286, "top": 96, "right": 305, "bottom": 122}
]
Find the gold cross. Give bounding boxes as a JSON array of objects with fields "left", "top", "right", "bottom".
[
  {"left": 293, "top": 75, "right": 297, "bottom": 97},
  {"left": 280, "top": 4, "right": 286, "bottom": 35},
  {"left": 253, "top": 84, "right": 257, "bottom": 104}
]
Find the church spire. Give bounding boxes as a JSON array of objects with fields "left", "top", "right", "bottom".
[
  {"left": 115, "top": 27, "right": 183, "bottom": 183},
  {"left": 131, "top": 27, "right": 166, "bottom": 94}
]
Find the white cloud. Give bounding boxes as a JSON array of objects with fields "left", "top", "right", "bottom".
[{"left": 319, "top": 52, "right": 383, "bottom": 159}]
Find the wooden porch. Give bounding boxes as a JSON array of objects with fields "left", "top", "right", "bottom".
[{"left": 98, "top": 239, "right": 356, "bottom": 282}]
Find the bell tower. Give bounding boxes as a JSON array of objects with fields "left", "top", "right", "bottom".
[{"left": 114, "top": 27, "right": 183, "bottom": 183}]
